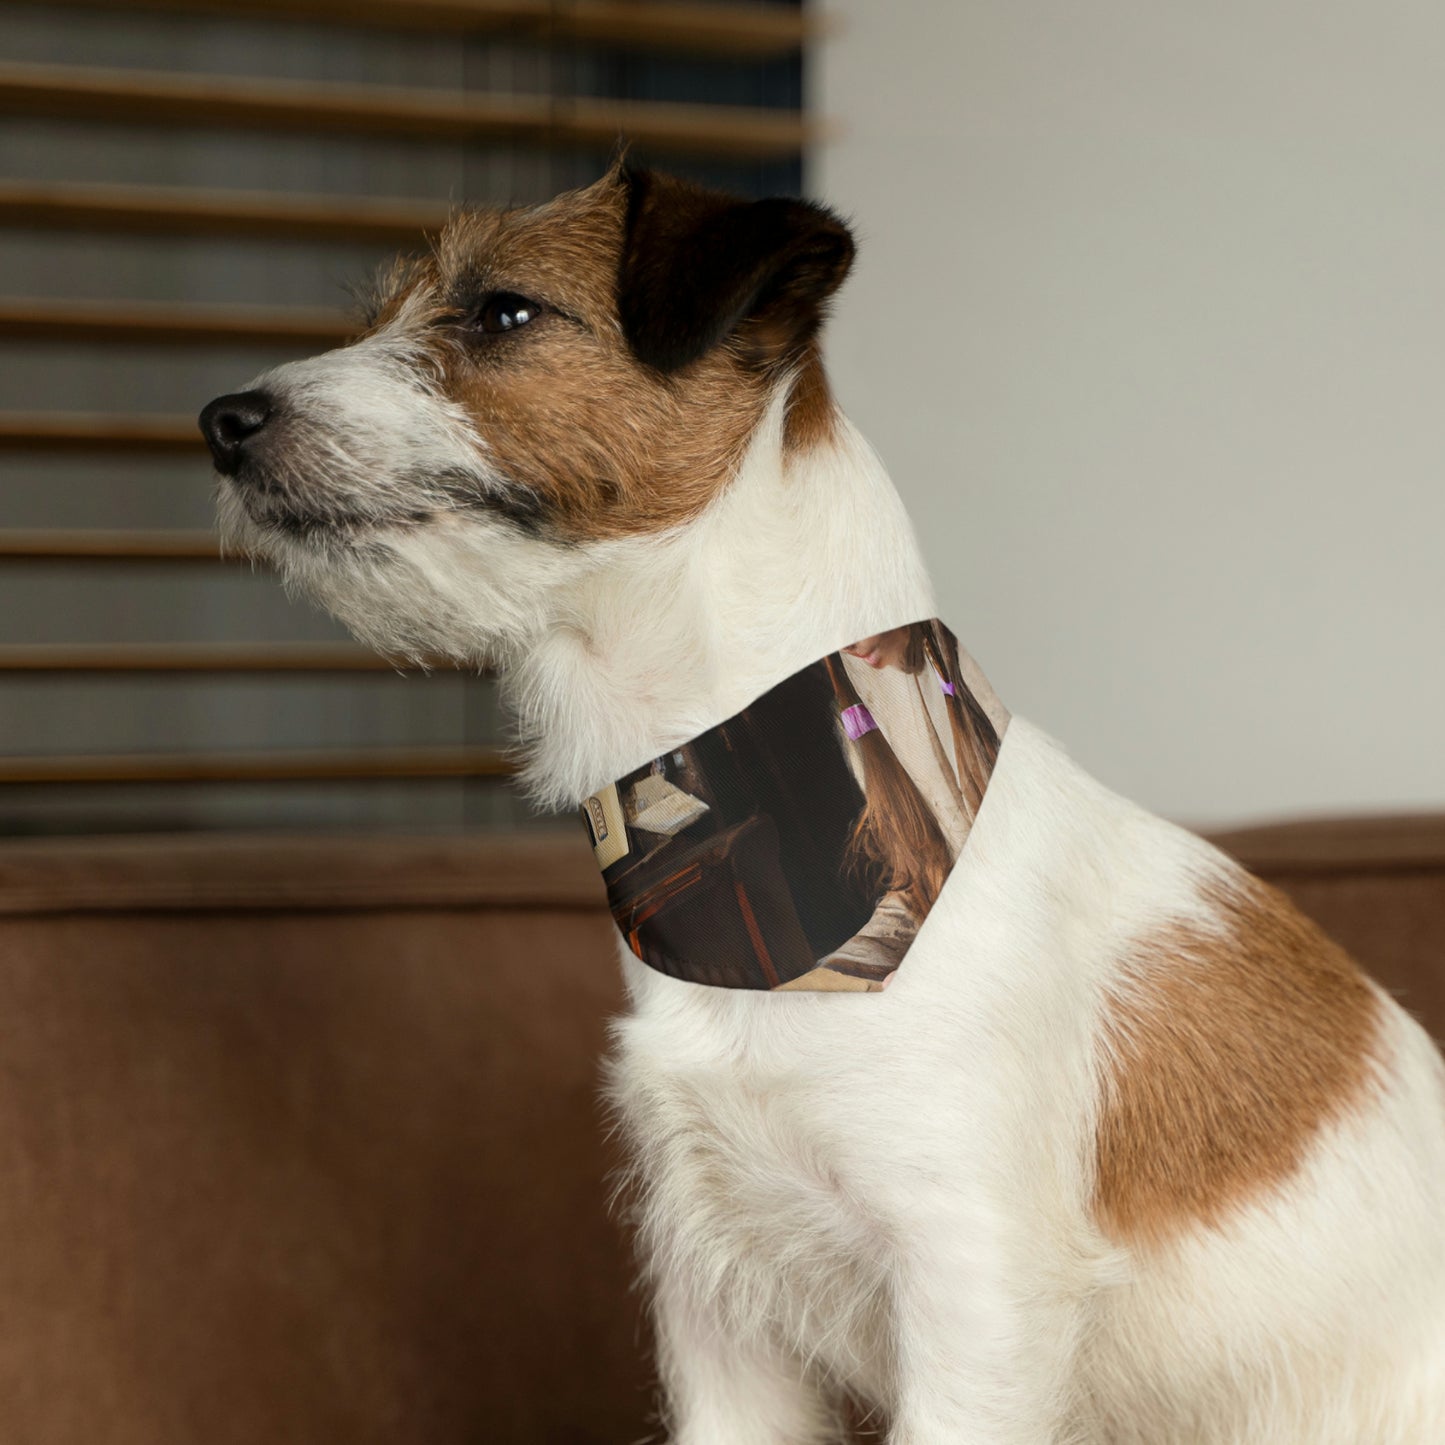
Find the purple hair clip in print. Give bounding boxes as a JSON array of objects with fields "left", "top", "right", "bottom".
[
  {"left": 939, "top": 679, "right": 956, "bottom": 696},
  {"left": 841, "top": 703, "right": 878, "bottom": 741}
]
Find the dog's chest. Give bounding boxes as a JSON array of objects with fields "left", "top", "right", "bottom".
[{"left": 611, "top": 1013, "right": 897, "bottom": 1390}]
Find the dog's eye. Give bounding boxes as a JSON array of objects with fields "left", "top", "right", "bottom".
[{"left": 474, "top": 292, "right": 542, "bottom": 335}]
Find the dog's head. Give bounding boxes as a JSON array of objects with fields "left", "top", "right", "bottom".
[{"left": 199, "top": 166, "right": 854, "bottom": 664}]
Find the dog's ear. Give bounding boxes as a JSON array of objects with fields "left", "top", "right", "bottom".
[{"left": 618, "top": 167, "right": 855, "bottom": 375}]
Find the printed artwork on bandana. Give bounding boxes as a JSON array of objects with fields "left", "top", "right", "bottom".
[{"left": 580, "top": 620, "right": 1010, "bottom": 992}]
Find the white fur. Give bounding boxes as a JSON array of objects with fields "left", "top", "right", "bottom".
[{"left": 220, "top": 352, "right": 1445, "bottom": 1441}]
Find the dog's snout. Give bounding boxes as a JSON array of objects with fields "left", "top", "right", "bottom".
[{"left": 199, "top": 390, "right": 273, "bottom": 475}]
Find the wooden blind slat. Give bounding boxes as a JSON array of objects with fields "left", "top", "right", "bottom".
[
  {"left": 0, "top": 746, "right": 513, "bottom": 784},
  {"left": 555, "top": 0, "right": 815, "bottom": 57},
  {"left": 20, "top": 0, "right": 815, "bottom": 58},
  {"left": 0, "top": 62, "right": 818, "bottom": 161},
  {"left": 0, "top": 412, "right": 201, "bottom": 452},
  {"left": 0, "top": 180, "right": 449, "bottom": 245},
  {"left": 0, "top": 298, "right": 353, "bottom": 348},
  {"left": 0, "top": 643, "right": 414, "bottom": 672},
  {"left": 0, "top": 530, "right": 228, "bottom": 561},
  {"left": 0, "top": 643, "right": 490, "bottom": 675}
]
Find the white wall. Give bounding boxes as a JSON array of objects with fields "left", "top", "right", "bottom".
[{"left": 813, "top": 1, "right": 1445, "bottom": 827}]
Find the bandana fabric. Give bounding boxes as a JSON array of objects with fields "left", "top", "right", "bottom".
[{"left": 580, "top": 619, "right": 1009, "bottom": 992}]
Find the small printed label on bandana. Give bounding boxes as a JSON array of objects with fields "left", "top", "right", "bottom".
[{"left": 581, "top": 620, "right": 1008, "bottom": 992}]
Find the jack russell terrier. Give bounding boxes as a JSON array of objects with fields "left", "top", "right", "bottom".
[{"left": 200, "top": 164, "right": 1445, "bottom": 1444}]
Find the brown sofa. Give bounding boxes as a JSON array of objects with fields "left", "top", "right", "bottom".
[{"left": 0, "top": 819, "right": 1439, "bottom": 1444}]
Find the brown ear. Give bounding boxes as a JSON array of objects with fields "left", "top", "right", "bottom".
[{"left": 617, "top": 167, "right": 855, "bottom": 375}]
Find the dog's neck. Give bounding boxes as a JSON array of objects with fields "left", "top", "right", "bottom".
[{"left": 505, "top": 389, "right": 937, "bottom": 810}]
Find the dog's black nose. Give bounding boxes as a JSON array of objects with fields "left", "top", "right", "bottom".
[{"left": 199, "top": 390, "right": 273, "bottom": 475}]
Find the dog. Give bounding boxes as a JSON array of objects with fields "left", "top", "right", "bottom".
[{"left": 200, "top": 164, "right": 1445, "bottom": 1443}]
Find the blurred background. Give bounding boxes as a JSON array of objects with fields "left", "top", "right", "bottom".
[
  {"left": 3, "top": 2, "right": 1439, "bottom": 840},
  {"left": 819, "top": 1, "right": 1445, "bottom": 828},
  {"left": 0, "top": 4, "right": 1441, "bottom": 1443}
]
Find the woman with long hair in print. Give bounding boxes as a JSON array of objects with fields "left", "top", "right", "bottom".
[{"left": 778, "top": 620, "right": 1007, "bottom": 991}]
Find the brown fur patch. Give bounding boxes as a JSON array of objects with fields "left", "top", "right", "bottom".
[
  {"left": 783, "top": 342, "right": 840, "bottom": 453},
  {"left": 1094, "top": 872, "right": 1382, "bottom": 1247},
  {"left": 363, "top": 171, "right": 846, "bottom": 540}
]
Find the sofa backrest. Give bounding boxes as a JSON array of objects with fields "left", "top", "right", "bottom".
[{"left": 0, "top": 832, "right": 647, "bottom": 1445}]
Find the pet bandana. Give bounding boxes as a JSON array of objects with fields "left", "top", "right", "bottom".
[{"left": 580, "top": 620, "right": 1009, "bottom": 992}]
